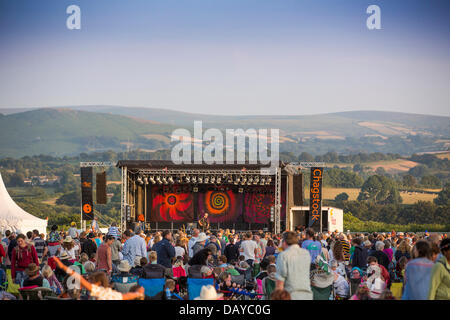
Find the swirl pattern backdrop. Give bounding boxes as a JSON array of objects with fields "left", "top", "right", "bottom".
[
  {"left": 150, "top": 186, "right": 194, "bottom": 222},
  {"left": 198, "top": 189, "right": 242, "bottom": 223}
]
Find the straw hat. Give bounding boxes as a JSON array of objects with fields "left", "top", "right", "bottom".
[
  {"left": 194, "top": 285, "right": 223, "bottom": 300},
  {"left": 196, "top": 233, "right": 209, "bottom": 243},
  {"left": 64, "top": 236, "right": 73, "bottom": 243},
  {"left": 60, "top": 252, "right": 70, "bottom": 260},
  {"left": 117, "top": 260, "right": 132, "bottom": 272}
]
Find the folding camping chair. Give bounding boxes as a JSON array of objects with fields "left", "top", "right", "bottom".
[
  {"left": 187, "top": 278, "right": 214, "bottom": 300},
  {"left": 138, "top": 278, "right": 166, "bottom": 298},
  {"left": 19, "top": 287, "right": 55, "bottom": 300}
]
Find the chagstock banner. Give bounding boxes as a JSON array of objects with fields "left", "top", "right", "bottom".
[
  {"left": 309, "top": 167, "right": 323, "bottom": 230},
  {"left": 81, "top": 167, "right": 94, "bottom": 220}
]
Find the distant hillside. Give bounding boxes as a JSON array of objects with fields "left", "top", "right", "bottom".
[
  {"left": 0, "top": 108, "right": 176, "bottom": 158},
  {"left": 0, "top": 106, "right": 448, "bottom": 158}
]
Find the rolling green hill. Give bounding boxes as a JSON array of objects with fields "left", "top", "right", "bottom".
[
  {"left": 0, "top": 108, "right": 176, "bottom": 158},
  {"left": 0, "top": 107, "right": 448, "bottom": 158}
]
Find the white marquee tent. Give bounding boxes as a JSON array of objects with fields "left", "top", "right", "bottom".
[{"left": 0, "top": 173, "right": 47, "bottom": 235}]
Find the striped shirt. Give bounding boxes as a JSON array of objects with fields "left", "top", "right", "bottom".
[
  {"left": 341, "top": 240, "right": 351, "bottom": 261},
  {"left": 33, "top": 237, "right": 47, "bottom": 260},
  {"left": 107, "top": 226, "right": 120, "bottom": 239}
]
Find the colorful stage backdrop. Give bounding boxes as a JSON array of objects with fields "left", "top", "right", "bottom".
[
  {"left": 150, "top": 186, "right": 194, "bottom": 222},
  {"left": 149, "top": 185, "right": 286, "bottom": 224},
  {"left": 198, "top": 189, "right": 242, "bottom": 223}
]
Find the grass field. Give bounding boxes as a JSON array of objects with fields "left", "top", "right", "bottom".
[
  {"left": 304, "top": 187, "right": 439, "bottom": 204},
  {"left": 326, "top": 159, "right": 420, "bottom": 174}
]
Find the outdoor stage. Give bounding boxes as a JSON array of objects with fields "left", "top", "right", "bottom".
[{"left": 116, "top": 161, "right": 304, "bottom": 233}]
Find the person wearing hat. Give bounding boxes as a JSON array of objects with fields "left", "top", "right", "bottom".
[
  {"left": 60, "top": 236, "right": 80, "bottom": 263},
  {"left": 54, "top": 251, "right": 74, "bottom": 282},
  {"left": 194, "top": 284, "right": 223, "bottom": 300},
  {"left": 428, "top": 238, "right": 450, "bottom": 300},
  {"left": 111, "top": 260, "right": 139, "bottom": 293},
  {"left": 21, "top": 263, "right": 50, "bottom": 288},
  {"left": 68, "top": 222, "right": 79, "bottom": 239},
  {"left": 192, "top": 233, "right": 208, "bottom": 256}
]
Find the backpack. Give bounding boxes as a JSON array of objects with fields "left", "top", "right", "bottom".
[{"left": 264, "top": 278, "right": 276, "bottom": 299}]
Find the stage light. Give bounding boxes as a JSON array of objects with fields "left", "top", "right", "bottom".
[
  {"left": 228, "top": 176, "right": 233, "bottom": 183},
  {"left": 162, "top": 177, "right": 168, "bottom": 184},
  {"left": 136, "top": 176, "right": 143, "bottom": 184},
  {"left": 185, "top": 176, "right": 191, "bottom": 183},
  {"left": 192, "top": 176, "right": 197, "bottom": 184},
  {"left": 238, "top": 187, "right": 243, "bottom": 193},
  {"left": 241, "top": 177, "right": 247, "bottom": 185},
  {"left": 198, "top": 176, "right": 203, "bottom": 184},
  {"left": 204, "top": 177, "right": 210, "bottom": 184},
  {"left": 266, "top": 177, "right": 272, "bottom": 184},
  {"left": 149, "top": 176, "right": 156, "bottom": 184},
  {"left": 143, "top": 177, "right": 148, "bottom": 185},
  {"left": 210, "top": 176, "right": 216, "bottom": 184},
  {"left": 216, "top": 177, "right": 222, "bottom": 184},
  {"left": 253, "top": 176, "right": 259, "bottom": 185},
  {"left": 156, "top": 176, "right": 162, "bottom": 184},
  {"left": 260, "top": 178, "right": 265, "bottom": 185},
  {"left": 168, "top": 176, "right": 174, "bottom": 184}
]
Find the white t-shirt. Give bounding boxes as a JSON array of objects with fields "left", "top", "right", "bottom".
[
  {"left": 240, "top": 240, "right": 258, "bottom": 261},
  {"left": 61, "top": 245, "right": 79, "bottom": 260},
  {"left": 175, "top": 246, "right": 185, "bottom": 258}
]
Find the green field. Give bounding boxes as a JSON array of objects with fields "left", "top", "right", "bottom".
[{"left": 304, "top": 187, "right": 439, "bottom": 204}]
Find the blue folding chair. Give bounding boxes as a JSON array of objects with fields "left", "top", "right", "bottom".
[
  {"left": 187, "top": 278, "right": 214, "bottom": 300},
  {"left": 138, "top": 278, "right": 166, "bottom": 298}
]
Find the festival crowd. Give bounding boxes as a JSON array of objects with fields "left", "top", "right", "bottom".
[{"left": 0, "top": 220, "right": 449, "bottom": 300}]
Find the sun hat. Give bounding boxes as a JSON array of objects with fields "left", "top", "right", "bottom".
[
  {"left": 194, "top": 285, "right": 223, "bottom": 300},
  {"left": 60, "top": 252, "right": 70, "bottom": 260},
  {"left": 117, "top": 260, "right": 132, "bottom": 272},
  {"left": 64, "top": 236, "right": 73, "bottom": 243},
  {"left": 71, "top": 222, "right": 77, "bottom": 227},
  {"left": 25, "top": 263, "right": 40, "bottom": 277},
  {"left": 196, "top": 233, "right": 209, "bottom": 243}
]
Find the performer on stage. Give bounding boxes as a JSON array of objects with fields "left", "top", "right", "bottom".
[{"left": 198, "top": 213, "right": 210, "bottom": 232}]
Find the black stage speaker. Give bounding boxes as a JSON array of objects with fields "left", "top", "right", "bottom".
[
  {"left": 293, "top": 174, "right": 303, "bottom": 206},
  {"left": 96, "top": 171, "right": 107, "bottom": 204}
]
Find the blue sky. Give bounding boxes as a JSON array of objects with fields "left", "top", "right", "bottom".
[{"left": 0, "top": 0, "right": 449, "bottom": 116}]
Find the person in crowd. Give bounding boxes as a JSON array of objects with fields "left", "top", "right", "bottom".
[
  {"left": 94, "top": 232, "right": 103, "bottom": 248},
  {"left": 122, "top": 230, "right": 147, "bottom": 267},
  {"left": 188, "top": 228, "right": 200, "bottom": 258},
  {"left": 351, "top": 237, "right": 368, "bottom": 270},
  {"left": 81, "top": 232, "right": 97, "bottom": 259},
  {"left": 174, "top": 239, "right": 186, "bottom": 258},
  {"left": 96, "top": 234, "right": 114, "bottom": 275},
  {"left": 395, "top": 240, "right": 411, "bottom": 262},
  {"left": 275, "top": 231, "right": 312, "bottom": 300},
  {"left": 402, "top": 240, "right": 434, "bottom": 300},
  {"left": 68, "top": 222, "right": 79, "bottom": 239},
  {"left": 339, "top": 234, "right": 351, "bottom": 262},
  {"left": 31, "top": 229, "right": 48, "bottom": 265},
  {"left": 264, "top": 239, "right": 276, "bottom": 258},
  {"left": 84, "top": 261, "right": 96, "bottom": 276},
  {"left": 365, "top": 263, "right": 386, "bottom": 299},
  {"left": 383, "top": 240, "right": 394, "bottom": 264},
  {"left": 21, "top": 263, "right": 50, "bottom": 288},
  {"left": 152, "top": 230, "right": 176, "bottom": 269},
  {"left": 428, "top": 238, "right": 450, "bottom": 300},
  {"left": 194, "top": 284, "right": 223, "bottom": 300},
  {"left": 198, "top": 213, "right": 210, "bottom": 233},
  {"left": 205, "top": 235, "right": 220, "bottom": 262},
  {"left": 47, "top": 225, "right": 61, "bottom": 257},
  {"left": 349, "top": 267, "right": 363, "bottom": 297},
  {"left": 54, "top": 252, "right": 73, "bottom": 282},
  {"left": 42, "top": 264, "right": 63, "bottom": 294},
  {"left": 130, "top": 257, "right": 147, "bottom": 278},
  {"left": 60, "top": 236, "right": 79, "bottom": 263},
  {"left": 111, "top": 260, "right": 139, "bottom": 293},
  {"left": 143, "top": 251, "right": 167, "bottom": 278},
  {"left": 11, "top": 234, "right": 39, "bottom": 285},
  {"left": 301, "top": 228, "right": 322, "bottom": 263},
  {"left": 91, "top": 217, "right": 100, "bottom": 234},
  {"left": 239, "top": 231, "right": 258, "bottom": 269},
  {"left": 53, "top": 256, "right": 145, "bottom": 300},
  {"left": 370, "top": 241, "right": 390, "bottom": 271},
  {"left": 192, "top": 233, "right": 208, "bottom": 256},
  {"left": 224, "top": 236, "right": 240, "bottom": 263},
  {"left": 430, "top": 242, "right": 441, "bottom": 262},
  {"left": 107, "top": 222, "right": 120, "bottom": 239}
]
